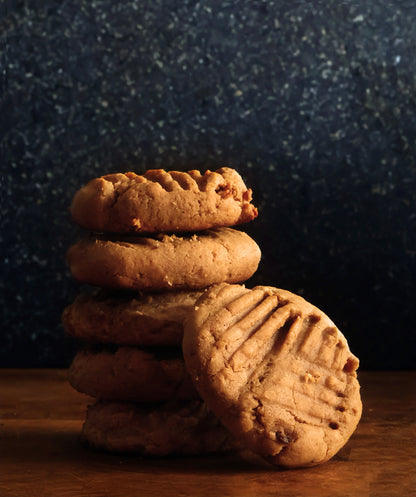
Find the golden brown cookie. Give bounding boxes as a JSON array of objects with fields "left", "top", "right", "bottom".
[
  {"left": 68, "top": 346, "right": 198, "bottom": 402},
  {"left": 62, "top": 290, "right": 203, "bottom": 346},
  {"left": 81, "top": 400, "right": 240, "bottom": 456},
  {"left": 183, "top": 283, "right": 362, "bottom": 468},
  {"left": 66, "top": 228, "right": 261, "bottom": 291},
  {"left": 70, "top": 167, "right": 258, "bottom": 234}
]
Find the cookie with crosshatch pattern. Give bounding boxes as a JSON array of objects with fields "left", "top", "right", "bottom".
[
  {"left": 182, "top": 283, "right": 362, "bottom": 468},
  {"left": 70, "top": 167, "right": 258, "bottom": 234}
]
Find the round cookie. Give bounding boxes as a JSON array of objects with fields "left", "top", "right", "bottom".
[
  {"left": 182, "top": 283, "right": 362, "bottom": 468},
  {"left": 62, "top": 290, "right": 203, "bottom": 346},
  {"left": 69, "top": 346, "right": 198, "bottom": 402},
  {"left": 70, "top": 167, "right": 258, "bottom": 234},
  {"left": 66, "top": 228, "right": 261, "bottom": 291},
  {"left": 81, "top": 400, "right": 240, "bottom": 456}
]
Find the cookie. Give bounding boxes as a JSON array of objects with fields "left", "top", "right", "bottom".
[
  {"left": 182, "top": 283, "right": 362, "bottom": 468},
  {"left": 62, "top": 290, "right": 203, "bottom": 346},
  {"left": 66, "top": 228, "right": 261, "bottom": 291},
  {"left": 81, "top": 400, "right": 240, "bottom": 456},
  {"left": 70, "top": 167, "right": 258, "bottom": 234},
  {"left": 68, "top": 346, "right": 198, "bottom": 402}
]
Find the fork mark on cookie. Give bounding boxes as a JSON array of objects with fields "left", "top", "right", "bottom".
[{"left": 219, "top": 295, "right": 280, "bottom": 358}]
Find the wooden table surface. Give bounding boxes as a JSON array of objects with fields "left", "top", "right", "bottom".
[{"left": 0, "top": 369, "right": 415, "bottom": 497}]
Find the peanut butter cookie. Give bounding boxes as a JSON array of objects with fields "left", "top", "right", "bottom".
[
  {"left": 183, "top": 283, "right": 362, "bottom": 468},
  {"left": 66, "top": 228, "right": 261, "bottom": 291},
  {"left": 70, "top": 167, "right": 257, "bottom": 233},
  {"left": 62, "top": 290, "right": 203, "bottom": 346},
  {"left": 81, "top": 400, "right": 239, "bottom": 456},
  {"left": 69, "top": 345, "right": 198, "bottom": 402}
]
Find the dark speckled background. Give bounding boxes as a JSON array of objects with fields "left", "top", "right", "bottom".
[{"left": 1, "top": 1, "right": 415, "bottom": 368}]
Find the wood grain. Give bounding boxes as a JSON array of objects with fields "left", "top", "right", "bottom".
[{"left": 0, "top": 369, "right": 415, "bottom": 497}]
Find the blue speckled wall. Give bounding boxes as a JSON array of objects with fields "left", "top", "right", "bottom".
[{"left": 1, "top": 1, "right": 415, "bottom": 368}]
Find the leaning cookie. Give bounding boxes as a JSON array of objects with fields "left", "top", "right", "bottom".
[
  {"left": 81, "top": 400, "right": 240, "bottom": 456},
  {"left": 62, "top": 290, "right": 203, "bottom": 347},
  {"left": 70, "top": 167, "right": 258, "bottom": 234},
  {"left": 66, "top": 228, "right": 261, "bottom": 291},
  {"left": 183, "top": 283, "right": 362, "bottom": 468},
  {"left": 69, "top": 346, "right": 198, "bottom": 402}
]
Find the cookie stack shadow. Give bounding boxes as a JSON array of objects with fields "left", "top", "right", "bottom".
[{"left": 62, "top": 168, "right": 260, "bottom": 456}]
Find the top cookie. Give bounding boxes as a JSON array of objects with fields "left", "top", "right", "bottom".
[
  {"left": 70, "top": 167, "right": 258, "bottom": 233},
  {"left": 183, "top": 283, "right": 362, "bottom": 468}
]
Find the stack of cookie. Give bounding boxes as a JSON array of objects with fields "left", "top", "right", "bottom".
[
  {"left": 64, "top": 167, "right": 362, "bottom": 468},
  {"left": 63, "top": 167, "right": 260, "bottom": 455}
]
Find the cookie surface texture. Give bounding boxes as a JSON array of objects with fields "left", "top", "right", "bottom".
[
  {"left": 68, "top": 346, "right": 198, "bottom": 402},
  {"left": 81, "top": 400, "right": 239, "bottom": 456},
  {"left": 66, "top": 228, "right": 261, "bottom": 291},
  {"left": 70, "top": 167, "right": 258, "bottom": 233},
  {"left": 183, "top": 283, "right": 362, "bottom": 468},
  {"left": 62, "top": 290, "right": 203, "bottom": 346}
]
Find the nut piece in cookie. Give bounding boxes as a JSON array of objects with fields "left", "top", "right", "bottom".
[
  {"left": 183, "top": 283, "right": 362, "bottom": 468},
  {"left": 70, "top": 167, "right": 258, "bottom": 233}
]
